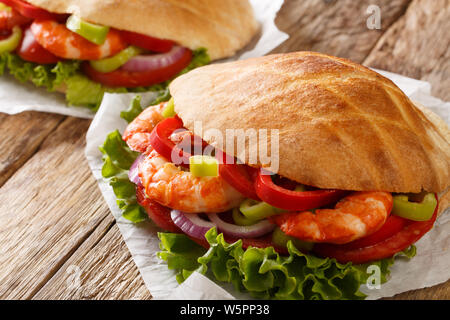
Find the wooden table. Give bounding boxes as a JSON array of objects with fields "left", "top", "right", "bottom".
[{"left": 0, "top": 0, "right": 449, "bottom": 300}]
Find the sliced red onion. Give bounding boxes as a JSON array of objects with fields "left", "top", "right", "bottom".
[
  {"left": 171, "top": 210, "right": 216, "bottom": 240},
  {"left": 128, "top": 154, "right": 145, "bottom": 186},
  {"left": 121, "top": 46, "right": 188, "bottom": 73},
  {"left": 208, "top": 213, "right": 275, "bottom": 239}
]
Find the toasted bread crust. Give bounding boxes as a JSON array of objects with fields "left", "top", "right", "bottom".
[
  {"left": 170, "top": 52, "right": 450, "bottom": 196},
  {"left": 26, "top": 0, "right": 259, "bottom": 60}
]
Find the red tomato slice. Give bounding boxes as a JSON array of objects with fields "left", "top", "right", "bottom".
[
  {"left": 342, "top": 215, "right": 409, "bottom": 250},
  {"left": 16, "top": 26, "right": 60, "bottom": 64},
  {"left": 240, "top": 235, "right": 289, "bottom": 255},
  {"left": 136, "top": 185, "right": 181, "bottom": 233},
  {"left": 313, "top": 196, "right": 439, "bottom": 264},
  {"left": 0, "top": 7, "right": 31, "bottom": 31},
  {"left": 255, "top": 170, "right": 348, "bottom": 211},
  {"left": 0, "top": 0, "right": 67, "bottom": 21},
  {"left": 120, "top": 30, "right": 174, "bottom": 53},
  {"left": 81, "top": 48, "right": 192, "bottom": 87}
]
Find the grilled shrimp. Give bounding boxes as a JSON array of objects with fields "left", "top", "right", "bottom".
[
  {"left": 272, "top": 191, "right": 393, "bottom": 244},
  {"left": 0, "top": 8, "right": 31, "bottom": 31},
  {"left": 30, "top": 20, "right": 126, "bottom": 60},
  {"left": 122, "top": 103, "right": 166, "bottom": 154},
  {"left": 124, "top": 103, "right": 243, "bottom": 213},
  {"left": 138, "top": 148, "right": 245, "bottom": 213}
]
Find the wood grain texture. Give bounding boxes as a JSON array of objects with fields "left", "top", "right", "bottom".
[
  {"left": 33, "top": 218, "right": 152, "bottom": 300},
  {"left": 0, "top": 112, "right": 64, "bottom": 187},
  {"left": 0, "top": 117, "right": 108, "bottom": 299},
  {"left": 272, "top": 0, "right": 412, "bottom": 62},
  {"left": 0, "top": 0, "right": 448, "bottom": 301},
  {"left": 388, "top": 279, "right": 450, "bottom": 300},
  {"left": 0, "top": 114, "right": 153, "bottom": 300},
  {"left": 363, "top": 1, "right": 450, "bottom": 297},
  {"left": 364, "top": 0, "right": 450, "bottom": 100}
]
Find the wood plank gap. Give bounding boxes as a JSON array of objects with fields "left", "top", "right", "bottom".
[
  {"left": 0, "top": 114, "right": 67, "bottom": 188},
  {"left": 32, "top": 219, "right": 152, "bottom": 300},
  {"left": 35, "top": 116, "right": 68, "bottom": 147},
  {"left": 271, "top": 0, "right": 414, "bottom": 63},
  {"left": 24, "top": 210, "right": 113, "bottom": 300},
  {"left": 362, "top": 0, "right": 414, "bottom": 63},
  {"left": 362, "top": 0, "right": 450, "bottom": 100}
]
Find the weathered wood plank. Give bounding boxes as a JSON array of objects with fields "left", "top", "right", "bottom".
[
  {"left": 1, "top": 0, "right": 448, "bottom": 301},
  {"left": 0, "top": 112, "right": 64, "bottom": 187},
  {"left": 26, "top": 0, "right": 410, "bottom": 300},
  {"left": 272, "top": 0, "right": 412, "bottom": 62},
  {"left": 364, "top": 0, "right": 450, "bottom": 100},
  {"left": 0, "top": 117, "right": 110, "bottom": 299},
  {"left": 388, "top": 280, "right": 450, "bottom": 300},
  {"left": 33, "top": 219, "right": 152, "bottom": 300},
  {"left": 0, "top": 114, "right": 152, "bottom": 300},
  {"left": 363, "top": 0, "right": 450, "bottom": 298}
]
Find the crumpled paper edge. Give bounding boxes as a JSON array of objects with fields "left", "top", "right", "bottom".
[
  {"left": 86, "top": 69, "right": 450, "bottom": 300},
  {"left": 0, "top": 75, "right": 95, "bottom": 119}
]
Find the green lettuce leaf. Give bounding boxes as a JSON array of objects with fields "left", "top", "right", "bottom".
[
  {"left": 99, "top": 130, "right": 147, "bottom": 223},
  {"left": 0, "top": 52, "right": 106, "bottom": 108},
  {"left": 158, "top": 228, "right": 416, "bottom": 300},
  {"left": 120, "top": 89, "right": 173, "bottom": 123},
  {"left": 97, "top": 51, "right": 417, "bottom": 298},
  {"left": 100, "top": 91, "right": 173, "bottom": 223},
  {"left": 0, "top": 48, "right": 210, "bottom": 110},
  {"left": 99, "top": 112, "right": 417, "bottom": 299},
  {"left": 65, "top": 74, "right": 126, "bottom": 109},
  {"left": 120, "top": 95, "right": 144, "bottom": 123}
]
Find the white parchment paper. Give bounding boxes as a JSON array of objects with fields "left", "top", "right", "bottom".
[
  {"left": 0, "top": 0, "right": 288, "bottom": 119},
  {"left": 85, "top": 68, "right": 450, "bottom": 300}
]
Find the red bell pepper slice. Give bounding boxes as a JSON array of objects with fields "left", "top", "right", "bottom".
[
  {"left": 148, "top": 119, "right": 261, "bottom": 201},
  {"left": 148, "top": 117, "right": 192, "bottom": 168},
  {"left": 120, "top": 30, "right": 174, "bottom": 53},
  {"left": 255, "top": 170, "right": 348, "bottom": 211},
  {"left": 215, "top": 149, "right": 260, "bottom": 200}
]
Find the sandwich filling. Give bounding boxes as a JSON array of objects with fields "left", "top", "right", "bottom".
[
  {"left": 121, "top": 100, "right": 439, "bottom": 264},
  {"left": 0, "top": 0, "right": 209, "bottom": 108},
  {"left": 100, "top": 97, "right": 440, "bottom": 299}
]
